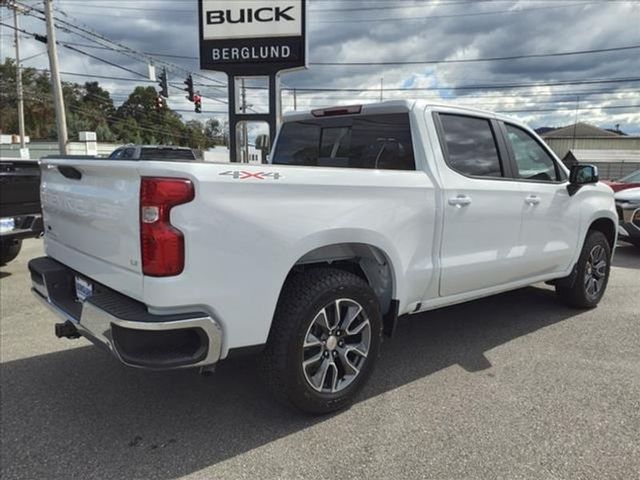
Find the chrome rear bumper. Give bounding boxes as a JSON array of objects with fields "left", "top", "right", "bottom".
[{"left": 29, "top": 257, "right": 222, "bottom": 370}]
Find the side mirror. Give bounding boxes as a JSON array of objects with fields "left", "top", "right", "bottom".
[{"left": 568, "top": 164, "right": 599, "bottom": 196}]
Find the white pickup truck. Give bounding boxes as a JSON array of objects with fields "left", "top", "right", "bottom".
[{"left": 30, "top": 100, "right": 617, "bottom": 414}]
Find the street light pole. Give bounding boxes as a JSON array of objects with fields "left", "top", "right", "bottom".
[
  {"left": 13, "top": 6, "right": 26, "bottom": 150},
  {"left": 44, "top": 0, "right": 68, "bottom": 155}
]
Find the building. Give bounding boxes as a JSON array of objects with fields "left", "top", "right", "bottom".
[
  {"left": 202, "top": 145, "right": 263, "bottom": 164},
  {"left": 562, "top": 150, "right": 640, "bottom": 180},
  {"left": 542, "top": 122, "right": 640, "bottom": 160},
  {"left": 0, "top": 141, "right": 119, "bottom": 159}
]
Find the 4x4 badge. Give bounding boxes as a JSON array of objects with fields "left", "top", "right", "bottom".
[{"left": 219, "top": 171, "right": 282, "bottom": 180}]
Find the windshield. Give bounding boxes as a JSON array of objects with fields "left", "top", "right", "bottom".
[
  {"left": 619, "top": 169, "right": 640, "bottom": 183},
  {"left": 272, "top": 113, "right": 415, "bottom": 170}
]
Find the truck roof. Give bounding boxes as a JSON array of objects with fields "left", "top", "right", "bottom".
[{"left": 282, "top": 99, "right": 524, "bottom": 127}]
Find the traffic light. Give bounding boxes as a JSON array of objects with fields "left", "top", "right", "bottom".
[
  {"left": 157, "top": 67, "right": 169, "bottom": 98},
  {"left": 194, "top": 92, "right": 202, "bottom": 113},
  {"left": 155, "top": 95, "right": 165, "bottom": 112},
  {"left": 184, "top": 74, "right": 194, "bottom": 102}
]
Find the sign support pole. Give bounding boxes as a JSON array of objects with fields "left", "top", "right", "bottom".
[
  {"left": 199, "top": 0, "right": 306, "bottom": 163},
  {"left": 227, "top": 73, "right": 281, "bottom": 164}
]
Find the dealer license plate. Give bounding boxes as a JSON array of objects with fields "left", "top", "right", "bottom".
[{"left": 75, "top": 276, "right": 93, "bottom": 302}]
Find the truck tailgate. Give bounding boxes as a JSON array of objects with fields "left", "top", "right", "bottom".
[{"left": 40, "top": 159, "right": 143, "bottom": 299}]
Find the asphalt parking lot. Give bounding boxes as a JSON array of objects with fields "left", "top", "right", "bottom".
[{"left": 1, "top": 239, "right": 639, "bottom": 480}]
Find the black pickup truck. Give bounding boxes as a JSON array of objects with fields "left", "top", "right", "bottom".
[{"left": 0, "top": 158, "right": 43, "bottom": 265}]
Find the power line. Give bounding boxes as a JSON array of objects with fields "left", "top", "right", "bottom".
[
  {"left": 312, "top": 45, "right": 640, "bottom": 66},
  {"left": 314, "top": 2, "right": 599, "bottom": 23},
  {"left": 498, "top": 104, "right": 640, "bottom": 114},
  {"left": 61, "top": 42, "right": 148, "bottom": 79},
  {"left": 65, "top": 88, "right": 640, "bottom": 117},
  {"left": 57, "top": 40, "right": 640, "bottom": 67},
  {"left": 286, "top": 87, "right": 640, "bottom": 100},
  {"left": 12, "top": 1, "right": 229, "bottom": 91},
  {"left": 19, "top": 67, "right": 640, "bottom": 98},
  {"left": 310, "top": 0, "right": 636, "bottom": 13},
  {"left": 289, "top": 77, "right": 640, "bottom": 92},
  {"left": 2, "top": 16, "right": 231, "bottom": 106},
  {"left": 46, "top": 40, "right": 200, "bottom": 60},
  {"left": 46, "top": 0, "right": 574, "bottom": 14}
]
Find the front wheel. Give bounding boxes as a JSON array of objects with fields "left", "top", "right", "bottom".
[
  {"left": 556, "top": 231, "right": 611, "bottom": 308},
  {"left": 261, "top": 268, "right": 382, "bottom": 414}
]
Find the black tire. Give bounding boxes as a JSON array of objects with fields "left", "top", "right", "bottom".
[
  {"left": 261, "top": 268, "right": 383, "bottom": 415},
  {"left": 556, "top": 231, "right": 611, "bottom": 308},
  {"left": 1, "top": 240, "right": 22, "bottom": 265}
]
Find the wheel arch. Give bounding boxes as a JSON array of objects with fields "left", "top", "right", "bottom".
[
  {"left": 588, "top": 216, "right": 617, "bottom": 249},
  {"left": 556, "top": 214, "right": 617, "bottom": 290},
  {"left": 278, "top": 241, "right": 401, "bottom": 338}
]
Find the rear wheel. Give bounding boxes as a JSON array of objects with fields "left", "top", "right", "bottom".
[
  {"left": 261, "top": 268, "right": 382, "bottom": 414},
  {"left": 556, "top": 231, "right": 611, "bottom": 308},
  {"left": 1, "top": 240, "right": 22, "bottom": 265}
]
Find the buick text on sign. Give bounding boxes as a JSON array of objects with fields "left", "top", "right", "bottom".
[{"left": 199, "top": 0, "right": 306, "bottom": 74}]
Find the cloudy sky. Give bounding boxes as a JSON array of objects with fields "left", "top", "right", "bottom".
[{"left": 2, "top": 0, "right": 640, "bottom": 134}]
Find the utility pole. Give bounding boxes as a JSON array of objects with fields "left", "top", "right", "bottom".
[
  {"left": 293, "top": 88, "right": 297, "bottom": 111},
  {"left": 571, "top": 95, "right": 580, "bottom": 150},
  {"left": 12, "top": 6, "right": 26, "bottom": 150},
  {"left": 44, "top": 0, "right": 68, "bottom": 155},
  {"left": 380, "top": 78, "right": 384, "bottom": 102},
  {"left": 241, "top": 77, "right": 248, "bottom": 163}
]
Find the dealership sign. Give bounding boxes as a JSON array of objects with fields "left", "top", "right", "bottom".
[{"left": 198, "top": 0, "right": 307, "bottom": 74}]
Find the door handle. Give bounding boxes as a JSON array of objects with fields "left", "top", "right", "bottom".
[
  {"left": 57, "top": 165, "right": 82, "bottom": 180},
  {"left": 448, "top": 195, "right": 472, "bottom": 207},
  {"left": 525, "top": 195, "right": 541, "bottom": 206}
]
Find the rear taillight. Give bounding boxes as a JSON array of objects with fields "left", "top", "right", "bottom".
[{"left": 140, "top": 177, "right": 194, "bottom": 277}]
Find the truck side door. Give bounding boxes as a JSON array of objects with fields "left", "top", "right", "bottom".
[
  {"left": 499, "top": 122, "right": 581, "bottom": 276},
  {"left": 433, "top": 112, "right": 526, "bottom": 297}
]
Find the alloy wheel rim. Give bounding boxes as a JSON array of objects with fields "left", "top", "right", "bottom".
[
  {"left": 584, "top": 245, "right": 607, "bottom": 299},
  {"left": 302, "top": 299, "right": 371, "bottom": 394}
]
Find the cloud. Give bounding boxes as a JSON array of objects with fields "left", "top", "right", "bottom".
[{"left": 1, "top": 0, "right": 639, "bottom": 132}]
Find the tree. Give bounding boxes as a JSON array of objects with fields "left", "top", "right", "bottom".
[
  {"left": 184, "top": 120, "right": 208, "bottom": 149},
  {"left": 114, "top": 86, "right": 187, "bottom": 145},
  {"left": 111, "top": 117, "right": 141, "bottom": 144},
  {"left": 0, "top": 57, "right": 226, "bottom": 148},
  {"left": 82, "top": 81, "right": 115, "bottom": 119},
  {"left": 115, "top": 86, "right": 159, "bottom": 124}
]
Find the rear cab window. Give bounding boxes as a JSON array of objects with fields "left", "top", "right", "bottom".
[
  {"left": 109, "top": 149, "right": 124, "bottom": 160},
  {"left": 272, "top": 113, "right": 415, "bottom": 170},
  {"left": 139, "top": 148, "right": 196, "bottom": 161}
]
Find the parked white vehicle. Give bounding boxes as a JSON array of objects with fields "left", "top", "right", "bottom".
[
  {"left": 615, "top": 187, "right": 640, "bottom": 248},
  {"left": 30, "top": 100, "right": 617, "bottom": 413}
]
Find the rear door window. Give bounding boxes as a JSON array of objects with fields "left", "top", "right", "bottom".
[
  {"left": 438, "top": 113, "right": 504, "bottom": 178},
  {"left": 273, "top": 113, "right": 415, "bottom": 170}
]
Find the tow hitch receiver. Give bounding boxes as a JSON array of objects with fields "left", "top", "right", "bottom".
[{"left": 55, "top": 321, "right": 80, "bottom": 339}]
